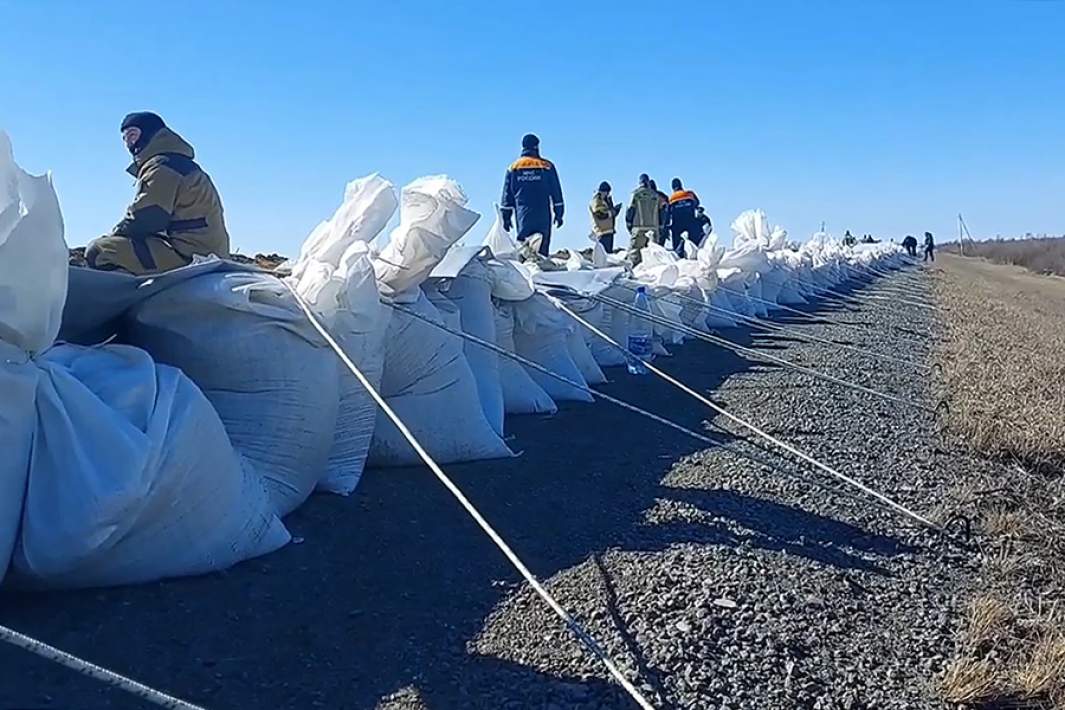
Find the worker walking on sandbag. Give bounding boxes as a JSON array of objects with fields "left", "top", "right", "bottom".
[
  {"left": 86, "top": 112, "right": 230, "bottom": 274},
  {"left": 500, "top": 133, "right": 564, "bottom": 257},
  {"left": 589, "top": 181, "right": 621, "bottom": 252},
  {"left": 667, "top": 178, "right": 701, "bottom": 258},
  {"left": 625, "top": 174, "right": 660, "bottom": 266},
  {"left": 923, "top": 231, "right": 936, "bottom": 262},
  {"left": 693, "top": 206, "right": 713, "bottom": 246}
]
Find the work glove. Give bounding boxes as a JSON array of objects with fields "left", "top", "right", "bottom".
[
  {"left": 501, "top": 210, "right": 513, "bottom": 232},
  {"left": 554, "top": 214, "right": 564, "bottom": 229}
]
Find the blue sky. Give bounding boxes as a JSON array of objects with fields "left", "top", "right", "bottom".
[{"left": 1, "top": 0, "right": 1062, "bottom": 254}]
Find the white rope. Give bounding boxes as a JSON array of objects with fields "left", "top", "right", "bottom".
[
  {"left": 614, "top": 282, "right": 929, "bottom": 371},
  {"left": 0, "top": 624, "right": 205, "bottom": 709},
  {"left": 592, "top": 291, "right": 934, "bottom": 414},
  {"left": 279, "top": 282, "right": 656, "bottom": 710},
  {"left": 551, "top": 297, "right": 941, "bottom": 532}
]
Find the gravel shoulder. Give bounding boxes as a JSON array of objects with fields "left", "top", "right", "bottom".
[{"left": 0, "top": 264, "right": 996, "bottom": 709}]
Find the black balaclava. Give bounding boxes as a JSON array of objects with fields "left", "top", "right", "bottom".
[
  {"left": 120, "top": 112, "right": 166, "bottom": 155},
  {"left": 671, "top": 178, "right": 683, "bottom": 191},
  {"left": 598, "top": 181, "right": 611, "bottom": 193},
  {"left": 521, "top": 133, "right": 540, "bottom": 156}
]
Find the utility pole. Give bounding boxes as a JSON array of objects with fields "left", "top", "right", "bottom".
[{"left": 958, "top": 213, "right": 974, "bottom": 256}]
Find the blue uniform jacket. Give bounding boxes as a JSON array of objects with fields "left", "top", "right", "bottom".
[{"left": 500, "top": 150, "right": 564, "bottom": 240}]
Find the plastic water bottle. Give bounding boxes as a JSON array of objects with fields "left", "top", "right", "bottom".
[{"left": 627, "top": 286, "right": 654, "bottom": 375}]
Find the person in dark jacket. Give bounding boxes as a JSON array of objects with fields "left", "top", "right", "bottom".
[
  {"left": 648, "top": 179, "right": 670, "bottom": 246},
  {"left": 86, "top": 112, "right": 230, "bottom": 274},
  {"left": 923, "top": 231, "right": 935, "bottom": 262},
  {"left": 902, "top": 235, "right": 918, "bottom": 257},
  {"left": 842, "top": 230, "right": 857, "bottom": 247},
  {"left": 667, "top": 178, "right": 700, "bottom": 257},
  {"left": 500, "top": 134, "right": 564, "bottom": 256}
]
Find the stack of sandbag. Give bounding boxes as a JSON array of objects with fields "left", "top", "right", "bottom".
[
  {"left": 511, "top": 293, "right": 594, "bottom": 403},
  {"left": 0, "top": 131, "right": 288, "bottom": 589},
  {"left": 367, "top": 176, "right": 513, "bottom": 466}
]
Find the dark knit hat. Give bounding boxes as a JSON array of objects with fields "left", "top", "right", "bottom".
[
  {"left": 120, "top": 112, "right": 166, "bottom": 154},
  {"left": 671, "top": 177, "right": 683, "bottom": 191},
  {"left": 598, "top": 181, "right": 611, "bottom": 192},
  {"left": 521, "top": 133, "right": 540, "bottom": 150}
]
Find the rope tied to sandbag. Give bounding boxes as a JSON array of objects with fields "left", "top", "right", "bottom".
[{"left": 280, "top": 280, "right": 658, "bottom": 710}]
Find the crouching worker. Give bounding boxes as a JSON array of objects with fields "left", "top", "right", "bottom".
[{"left": 86, "top": 112, "right": 230, "bottom": 274}]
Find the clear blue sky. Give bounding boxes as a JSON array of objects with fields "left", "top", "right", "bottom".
[{"left": 2, "top": 0, "right": 1062, "bottom": 254}]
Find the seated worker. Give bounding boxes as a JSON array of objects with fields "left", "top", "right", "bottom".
[{"left": 86, "top": 112, "right": 230, "bottom": 274}]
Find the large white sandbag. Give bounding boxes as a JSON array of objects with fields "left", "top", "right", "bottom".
[
  {"left": 0, "top": 344, "right": 36, "bottom": 585},
  {"left": 297, "top": 244, "right": 388, "bottom": 496},
  {"left": 124, "top": 272, "right": 339, "bottom": 517},
  {"left": 484, "top": 257, "right": 535, "bottom": 301},
  {"left": 440, "top": 259, "right": 505, "bottom": 436},
  {"left": 493, "top": 304, "right": 558, "bottom": 415},
  {"left": 292, "top": 174, "right": 398, "bottom": 280},
  {"left": 482, "top": 206, "right": 520, "bottom": 259},
  {"left": 13, "top": 344, "right": 289, "bottom": 589},
  {"left": 561, "top": 301, "right": 608, "bottom": 385},
  {"left": 512, "top": 294, "right": 594, "bottom": 403},
  {"left": 374, "top": 176, "right": 480, "bottom": 299},
  {"left": 0, "top": 131, "right": 67, "bottom": 354},
  {"left": 369, "top": 292, "right": 512, "bottom": 466}
]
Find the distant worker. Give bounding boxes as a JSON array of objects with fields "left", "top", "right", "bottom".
[
  {"left": 861, "top": 234, "right": 875, "bottom": 244},
  {"left": 625, "top": 174, "right": 660, "bottom": 265},
  {"left": 842, "top": 230, "right": 857, "bottom": 247},
  {"left": 693, "top": 206, "right": 713, "bottom": 246},
  {"left": 589, "top": 181, "right": 621, "bottom": 252},
  {"left": 902, "top": 234, "right": 918, "bottom": 257},
  {"left": 500, "top": 133, "right": 564, "bottom": 256},
  {"left": 86, "top": 112, "right": 230, "bottom": 274},
  {"left": 648, "top": 179, "right": 670, "bottom": 246},
  {"left": 923, "top": 231, "right": 936, "bottom": 262},
  {"left": 667, "top": 178, "right": 701, "bottom": 257}
]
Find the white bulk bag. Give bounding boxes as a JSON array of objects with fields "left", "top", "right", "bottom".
[
  {"left": 13, "top": 344, "right": 289, "bottom": 589},
  {"left": 0, "top": 131, "right": 67, "bottom": 354},
  {"left": 512, "top": 294, "right": 593, "bottom": 403},
  {"left": 292, "top": 174, "right": 398, "bottom": 280},
  {"left": 440, "top": 259, "right": 505, "bottom": 435},
  {"left": 493, "top": 303, "right": 558, "bottom": 415},
  {"left": 368, "top": 292, "right": 512, "bottom": 466},
  {"left": 124, "top": 272, "right": 340, "bottom": 517},
  {"left": 0, "top": 344, "right": 36, "bottom": 584},
  {"left": 374, "top": 176, "right": 480, "bottom": 299}
]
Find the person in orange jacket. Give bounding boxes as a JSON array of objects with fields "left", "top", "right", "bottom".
[{"left": 667, "top": 178, "right": 700, "bottom": 257}]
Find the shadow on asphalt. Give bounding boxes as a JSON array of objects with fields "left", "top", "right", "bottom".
[{"left": 0, "top": 272, "right": 920, "bottom": 710}]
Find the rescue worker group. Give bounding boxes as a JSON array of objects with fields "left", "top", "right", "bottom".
[{"left": 86, "top": 114, "right": 919, "bottom": 275}]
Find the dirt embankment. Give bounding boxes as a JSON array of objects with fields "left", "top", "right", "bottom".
[{"left": 933, "top": 254, "right": 1065, "bottom": 709}]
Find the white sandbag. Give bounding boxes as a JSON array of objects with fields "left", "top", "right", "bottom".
[
  {"left": 369, "top": 292, "right": 512, "bottom": 466},
  {"left": 587, "top": 291, "right": 631, "bottom": 367},
  {"left": 124, "top": 272, "right": 339, "bottom": 517},
  {"left": 484, "top": 257, "right": 535, "bottom": 301},
  {"left": 512, "top": 294, "right": 593, "bottom": 403},
  {"left": 439, "top": 258, "right": 505, "bottom": 436},
  {"left": 493, "top": 304, "right": 557, "bottom": 414},
  {"left": 565, "top": 312, "right": 607, "bottom": 385},
  {"left": 13, "top": 344, "right": 289, "bottom": 589},
  {"left": 300, "top": 245, "right": 387, "bottom": 497},
  {"left": 0, "top": 131, "right": 67, "bottom": 354},
  {"left": 292, "top": 174, "right": 398, "bottom": 280},
  {"left": 706, "top": 288, "right": 738, "bottom": 328},
  {"left": 374, "top": 176, "right": 480, "bottom": 299},
  {"left": 0, "top": 344, "right": 36, "bottom": 585},
  {"left": 482, "top": 205, "right": 520, "bottom": 259}
]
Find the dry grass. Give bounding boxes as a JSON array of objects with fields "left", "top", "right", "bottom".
[
  {"left": 935, "top": 255, "right": 1065, "bottom": 709},
  {"left": 934, "top": 256, "right": 1065, "bottom": 476},
  {"left": 945, "top": 237, "right": 1065, "bottom": 277}
]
